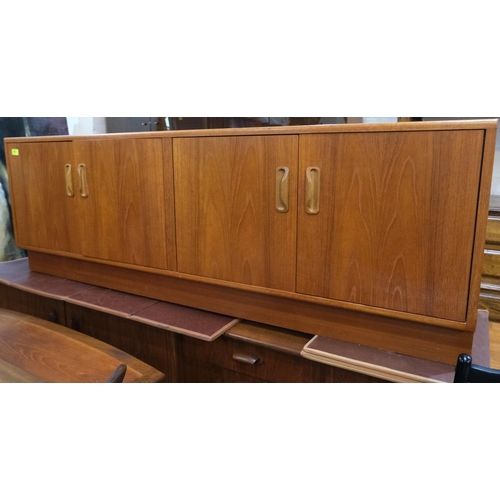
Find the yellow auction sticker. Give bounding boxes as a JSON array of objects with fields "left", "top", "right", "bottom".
[{"left": 11, "top": 149, "right": 19, "bottom": 156}]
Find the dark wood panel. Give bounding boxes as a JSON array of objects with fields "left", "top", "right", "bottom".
[
  {"left": 325, "top": 366, "right": 388, "bottom": 383},
  {"left": 226, "top": 320, "right": 313, "bottom": 356},
  {"left": 182, "top": 335, "right": 325, "bottom": 383},
  {"left": 182, "top": 358, "right": 264, "bottom": 383},
  {"left": 182, "top": 332, "right": 386, "bottom": 383},
  {"left": 65, "top": 303, "right": 179, "bottom": 382},
  {"left": 0, "top": 283, "right": 66, "bottom": 325},
  {"left": 0, "top": 282, "right": 442, "bottom": 383}
]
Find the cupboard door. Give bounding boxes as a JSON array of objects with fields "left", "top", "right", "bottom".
[
  {"left": 77, "top": 139, "right": 168, "bottom": 269},
  {"left": 297, "top": 130, "right": 484, "bottom": 322},
  {"left": 6, "top": 141, "right": 83, "bottom": 255},
  {"left": 173, "top": 135, "right": 298, "bottom": 291}
]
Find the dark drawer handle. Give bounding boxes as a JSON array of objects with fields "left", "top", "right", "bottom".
[
  {"left": 47, "top": 309, "right": 58, "bottom": 323},
  {"left": 232, "top": 353, "right": 263, "bottom": 365}
]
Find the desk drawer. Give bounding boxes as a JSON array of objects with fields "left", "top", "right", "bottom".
[
  {"left": 183, "top": 358, "right": 264, "bottom": 383},
  {"left": 0, "top": 284, "right": 66, "bottom": 326},
  {"left": 182, "top": 335, "right": 324, "bottom": 382}
]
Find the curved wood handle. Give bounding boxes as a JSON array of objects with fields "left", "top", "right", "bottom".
[
  {"left": 78, "top": 164, "right": 89, "bottom": 198},
  {"left": 305, "top": 167, "right": 320, "bottom": 214},
  {"left": 65, "top": 164, "right": 74, "bottom": 197},
  {"left": 232, "top": 353, "right": 263, "bottom": 365},
  {"left": 275, "top": 167, "right": 289, "bottom": 213}
]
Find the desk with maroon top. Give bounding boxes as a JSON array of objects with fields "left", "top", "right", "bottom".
[{"left": 0, "top": 259, "right": 490, "bottom": 383}]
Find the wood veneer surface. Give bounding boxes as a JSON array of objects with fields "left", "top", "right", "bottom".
[
  {"left": 226, "top": 321, "right": 313, "bottom": 356},
  {"left": 4, "top": 120, "right": 497, "bottom": 144},
  {"left": 297, "top": 130, "right": 484, "bottom": 323},
  {"left": 0, "top": 358, "right": 46, "bottom": 383},
  {"left": 0, "top": 309, "right": 163, "bottom": 382},
  {"left": 65, "top": 303, "right": 179, "bottom": 382},
  {"left": 77, "top": 138, "right": 168, "bottom": 269},
  {"left": 7, "top": 141, "right": 83, "bottom": 255},
  {"left": 173, "top": 135, "right": 298, "bottom": 291},
  {"left": 4, "top": 120, "right": 495, "bottom": 365}
]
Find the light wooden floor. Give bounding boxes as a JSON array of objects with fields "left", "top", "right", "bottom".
[{"left": 490, "top": 321, "right": 500, "bottom": 368}]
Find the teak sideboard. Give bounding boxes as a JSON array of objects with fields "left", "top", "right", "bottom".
[{"left": 4, "top": 120, "right": 498, "bottom": 365}]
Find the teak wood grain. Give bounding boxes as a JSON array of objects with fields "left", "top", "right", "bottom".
[
  {"left": 7, "top": 141, "right": 83, "bottom": 255},
  {"left": 0, "top": 281, "right": 178, "bottom": 382},
  {"left": 225, "top": 321, "right": 313, "bottom": 356},
  {"left": 0, "top": 309, "right": 164, "bottom": 382},
  {"left": 297, "top": 130, "right": 484, "bottom": 323},
  {"left": 182, "top": 334, "right": 326, "bottom": 383},
  {"left": 65, "top": 303, "right": 180, "bottom": 382},
  {"left": 5, "top": 120, "right": 497, "bottom": 365},
  {"left": 7, "top": 138, "right": 171, "bottom": 270},
  {"left": 173, "top": 135, "right": 298, "bottom": 290},
  {"left": 163, "top": 138, "right": 178, "bottom": 271},
  {"left": 77, "top": 138, "right": 168, "bottom": 269},
  {"left": 0, "top": 358, "right": 46, "bottom": 383}
]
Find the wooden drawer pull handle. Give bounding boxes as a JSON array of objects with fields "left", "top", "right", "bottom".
[
  {"left": 305, "top": 167, "right": 320, "bottom": 214},
  {"left": 65, "top": 164, "right": 74, "bottom": 197},
  {"left": 232, "top": 353, "right": 263, "bottom": 365},
  {"left": 275, "top": 166, "right": 289, "bottom": 213},
  {"left": 78, "top": 163, "right": 89, "bottom": 198}
]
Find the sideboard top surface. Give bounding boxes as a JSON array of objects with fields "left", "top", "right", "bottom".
[{"left": 4, "top": 119, "right": 498, "bottom": 143}]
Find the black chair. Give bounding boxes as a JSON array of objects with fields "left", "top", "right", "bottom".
[
  {"left": 454, "top": 353, "right": 500, "bottom": 383},
  {"left": 106, "top": 364, "right": 127, "bottom": 383}
]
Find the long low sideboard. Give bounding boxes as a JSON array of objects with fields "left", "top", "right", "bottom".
[{"left": 4, "top": 120, "right": 498, "bottom": 365}]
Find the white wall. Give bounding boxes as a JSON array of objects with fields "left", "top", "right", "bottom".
[
  {"left": 362, "top": 117, "right": 398, "bottom": 123},
  {"left": 489, "top": 140, "right": 500, "bottom": 197},
  {"left": 66, "top": 117, "right": 106, "bottom": 135}
]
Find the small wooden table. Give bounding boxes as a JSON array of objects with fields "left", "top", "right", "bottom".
[{"left": 0, "top": 308, "right": 164, "bottom": 382}]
